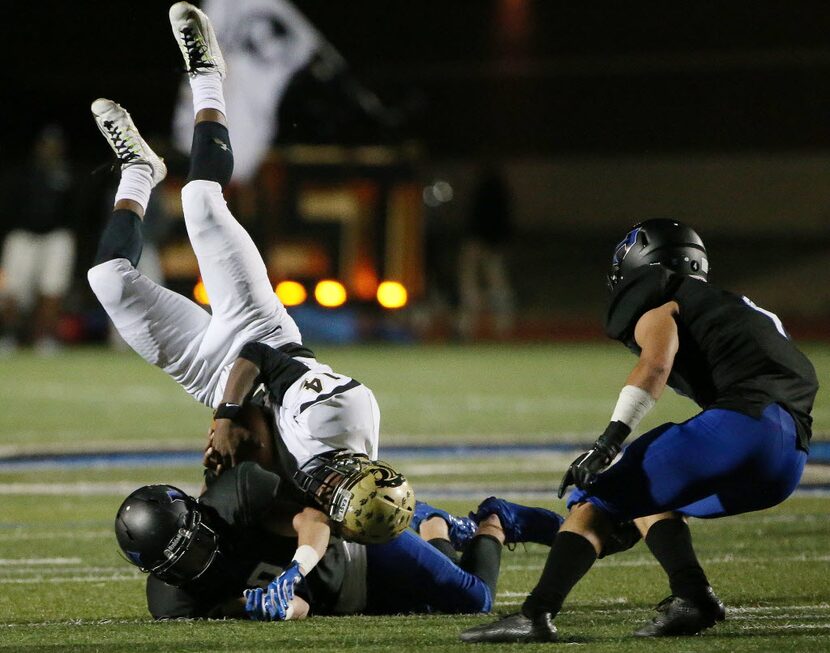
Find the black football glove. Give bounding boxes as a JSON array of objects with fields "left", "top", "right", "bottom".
[{"left": 557, "top": 421, "right": 631, "bottom": 499}]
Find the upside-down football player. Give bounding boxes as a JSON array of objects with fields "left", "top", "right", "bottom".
[
  {"left": 462, "top": 219, "right": 818, "bottom": 643},
  {"left": 88, "top": 2, "right": 378, "bottom": 485}
]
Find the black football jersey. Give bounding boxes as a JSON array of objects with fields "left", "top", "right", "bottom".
[
  {"left": 146, "top": 462, "right": 347, "bottom": 618},
  {"left": 605, "top": 266, "right": 818, "bottom": 451}
]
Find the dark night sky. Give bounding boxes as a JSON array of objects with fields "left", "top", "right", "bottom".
[{"left": 7, "top": 0, "right": 830, "bottom": 161}]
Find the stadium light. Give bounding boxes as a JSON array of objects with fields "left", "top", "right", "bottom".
[
  {"left": 275, "top": 280, "right": 307, "bottom": 306},
  {"left": 315, "top": 280, "right": 347, "bottom": 308},
  {"left": 377, "top": 281, "right": 408, "bottom": 309},
  {"left": 193, "top": 279, "right": 209, "bottom": 305}
]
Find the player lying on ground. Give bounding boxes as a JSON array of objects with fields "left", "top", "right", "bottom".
[
  {"left": 88, "top": 2, "right": 377, "bottom": 480},
  {"left": 115, "top": 459, "right": 566, "bottom": 620},
  {"left": 462, "top": 219, "right": 819, "bottom": 643}
]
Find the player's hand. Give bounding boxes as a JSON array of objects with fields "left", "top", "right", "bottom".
[
  {"left": 208, "top": 418, "right": 260, "bottom": 472},
  {"left": 243, "top": 562, "right": 304, "bottom": 621},
  {"left": 244, "top": 587, "right": 267, "bottom": 620},
  {"left": 267, "top": 561, "right": 304, "bottom": 619},
  {"left": 557, "top": 439, "right": 620, "bottom": 498}
]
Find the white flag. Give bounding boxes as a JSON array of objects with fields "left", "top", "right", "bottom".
[{"left": 172, "top": 0, "right": 321, "bottom": 182}]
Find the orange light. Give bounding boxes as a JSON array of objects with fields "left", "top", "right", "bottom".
[
  {"left": 377, "top": 281, "right": 408, "bottom": 309},
  {"left": 275, "top": 280, "right": 307, "bottom": 307},
  {"left": 193, "top": 279, "right": 210, "bottom": 305},
  {"left": 314, "top": 280, "right": 347, "bottom": 308}
]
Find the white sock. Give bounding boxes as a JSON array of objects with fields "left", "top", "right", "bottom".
[
  {"left": 190, "top": 72, "right": 226, "bottom": 117},
  {"left": 115, "top": 164, "right": 153, "bottom": 213}
]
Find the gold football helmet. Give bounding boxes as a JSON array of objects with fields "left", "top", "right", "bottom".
[{"left": 294, "top": 451, "right": 415, "bottom": 544}]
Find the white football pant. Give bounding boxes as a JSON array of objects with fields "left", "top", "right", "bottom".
[{"left": 88, "top": 180, "right": 378, "bottom": 464}]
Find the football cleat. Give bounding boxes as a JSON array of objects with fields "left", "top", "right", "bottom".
[
  {"left": 410, "top": 501, "right": 477, "bottom": 550},
  {"left": 460, "top": 612, "right": 558, "bottom": 644},
  {"left": 634, "top": 586, "right": 726, "bottom": 636},
  {"left": 169, "top": 1, "right": 226, "bottom": 78},
  {"left": 470, "top": 497, "right": 564, "bottom": 546},
  {"left": 91, "top": 99, "right": 166, "bottom": 185}
]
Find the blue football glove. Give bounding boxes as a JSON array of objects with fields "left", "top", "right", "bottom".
[
  {"left": 244, "top": 561, "right": 305, "bottom": 622},
  {"left": 244, "top": 587, "right": 267, "bottom": 621},
  {"left": 269, "top": 560, "right": 304, "bottom": 619}
]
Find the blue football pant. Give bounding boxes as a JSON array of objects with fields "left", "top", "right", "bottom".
[
  {"left": 568, "top": 404, "right": 807, "bottom": 520},
  {"left": 364, "top": 530, "right": 493, "bottom": 614}
]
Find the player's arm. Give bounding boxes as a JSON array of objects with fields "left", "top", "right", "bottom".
[
  {"left": 210, "top": 342, "right": 308, "bottom": 470},
  {"left": 624, "top": 300, "right": 680, "bottom": 399},
  {"left": 559, "top": 301, "right": 679, "bottom": 496},
  {"left": 245, "top": 506, "right": 331, "bottom": 622}
]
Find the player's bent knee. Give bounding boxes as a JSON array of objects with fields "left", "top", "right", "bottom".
[
  {"left": 181, "top": 179, "right": 225, "bottom": 228},
  {"left": 87, "top": 259, "right": 135, "bottom": 305}
]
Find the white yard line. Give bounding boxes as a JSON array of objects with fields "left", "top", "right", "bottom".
[
  {"left": 494, "top": 598, "right": 830, "bottom": 613},
  {"left": 2, "top": 481, "right": 829, "bottom": 499},
  {"left": 504, "top": 553, "right": 830, "bottom": 570},
  {"left": 0, "top": 530, "right": 110, "bottom": 541},
  {"left": 0, "top": 482, "right": 200, "bottom": 496},
  {"left": 0, "top": 558, "right": 82, "bottom": 566},
  {"left": 0, "top": 575, "right": 142, "bottom": 584}
]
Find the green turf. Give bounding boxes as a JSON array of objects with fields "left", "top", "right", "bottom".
[
  {"left": 0, "top": 344, "right": 828, "bottom": 651},
  {"left": 0, "top": 343, "right": 828, "bottom": 450},
  {"left": 0, "top": 493, "right": 828, "bottom": 651}
]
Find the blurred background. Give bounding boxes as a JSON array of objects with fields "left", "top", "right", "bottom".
[
  {"left": 1, "top": 4, "right": 829, "bottom": 636},
  {"left": 4, "top": 0, "right": 830, "bottom": 350}
]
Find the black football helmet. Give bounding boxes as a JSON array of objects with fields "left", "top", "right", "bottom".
[
  {"left": 607, "top": 218, "right": 709, "bottom": 290},
  {"left": 114, "top": 485, "right": 219, "bottom": 586}
]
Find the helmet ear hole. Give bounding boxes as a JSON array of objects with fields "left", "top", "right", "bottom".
[{"left": 690, "top": 260, "right": 700, "bottom": 272}]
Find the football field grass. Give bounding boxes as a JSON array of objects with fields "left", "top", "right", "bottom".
[{"left": 0, "top": 344, "right": 828, "bottom": 651}]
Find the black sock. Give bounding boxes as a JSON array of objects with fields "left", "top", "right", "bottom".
[
  {"left": 187, "top": 121, "right": 234, "bottom": 188},
  {"left": 644, "top": 518, "right": 709, "bottom": 601},
  {"left": 427, "top": 537, "right": 459, "bottom": 563},
  {"left": 94, "top": 209, "right": 143, "bottom": 267},
  {"left": 459, "top": 534, "right": 502, "bottom": 599},
  {"left": 522, "top": 531, "right": 596, "bottom": 618}
]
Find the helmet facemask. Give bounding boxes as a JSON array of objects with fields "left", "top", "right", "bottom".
[
  {"left": 294, "top": 451, "right": 415, "bottom": 544},
  {"left": 147, "top": 508, "right": 220, "bottom": 585}
]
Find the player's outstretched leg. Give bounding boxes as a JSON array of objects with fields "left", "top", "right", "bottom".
[
  {"left": 170, "top": 2, "right": 301, "bottom": 347},
  {"left": 88, "top": 100, "right": 211, "bottom": 381}
]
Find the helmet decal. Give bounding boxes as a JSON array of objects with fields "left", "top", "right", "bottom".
[
  {"left": 370, "top": 465, "right": 407, "bottom": 489},
  {"left": 166, "top": 488, "right": 186, "bottom": 503},
  {"left": 126, "top": 550, "right": 143, "bottom": 566},
  {"left": 611, "top": 227, "right": 641, "bottom": 267}
]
